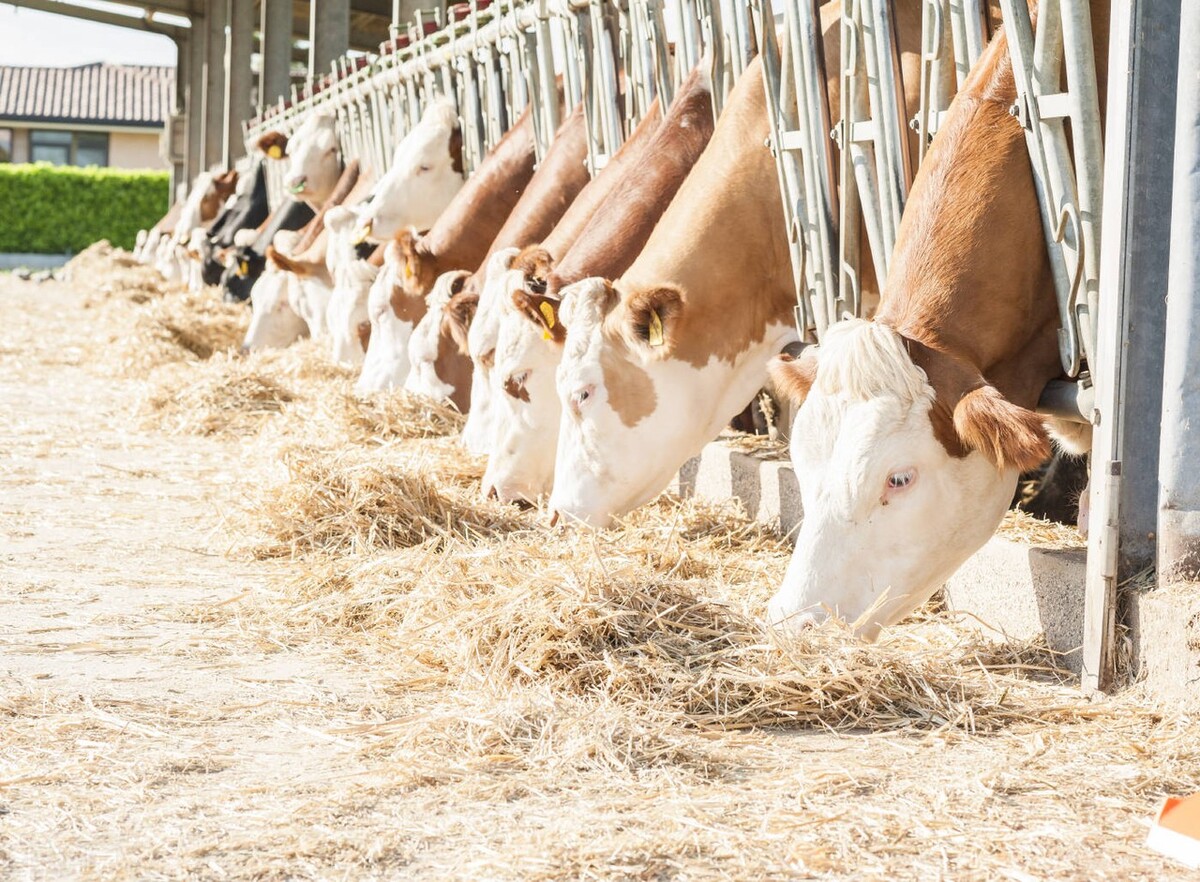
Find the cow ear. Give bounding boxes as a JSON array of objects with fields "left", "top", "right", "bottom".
[
  {"left": 394, "top": 229, "right": 424, "bottom": 281},
  {"left": 257, "top": 131, "right": 288, "bottom": 159},
  {"left": 769, "top": 350, "right": 819, "bottom": 406},
  {"left": 627, "top": 286, "right": 683, "bottom": 350},
  {"left": 513, "top": 289, "right": 565, "bottom": 343},
  {"left": 952, "top": 384, "right": 1051, "bottom": 471},
  {"left": 443, "top": 286, "right": 478, "bottom": 354}
]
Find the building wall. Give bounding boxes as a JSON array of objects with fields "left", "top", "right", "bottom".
[
  {"left": 109, "top": 130, "right": 168, "bottom": 170},
  {"left": 0, "top": 123, "right": 168, "bottom": 170}
]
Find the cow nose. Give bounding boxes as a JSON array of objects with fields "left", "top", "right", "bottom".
[{"left": 237, "top": 345, "right": 249, "bottom": 357}]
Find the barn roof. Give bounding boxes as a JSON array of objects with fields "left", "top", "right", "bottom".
[{"left": 0, "top": 62, "right": 174, "bottom": 128}]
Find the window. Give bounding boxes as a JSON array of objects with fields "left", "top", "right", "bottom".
[
  {"left": 31, "top": 130, "right": 71, "bottom": 165},
  {"left": 0, "top": 128, "right": 11, "bottom": 163},
  {"left": 75, "top": 132, "right": 109, "bottom": 166},
  {"left": 29, "top": 130, "right": 109, "bottom": 166}
]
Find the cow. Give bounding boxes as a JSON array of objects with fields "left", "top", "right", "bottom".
[
  {"left": 764, "top": 5, "right": 1109, "bottom": 639},
  {"left": 355, "top": 97, "right": 466, "bottom": 242},
  {"left": 220, "top": 198, "right": 316, "bottom": 303},
  {"left": 481, "top": 65, "right": 715, "bottom": 504},
  {"left": 265, "top": 113, "right": 345, "bottom": 210},
  {"left": 544, "top": 1, "right": 927, "bottom": 528},
  {"left": 356, "top": 106, "right": 539, "bottom": 393},
  {"left": 460, "top": 100, "right": 665, "bottom": 456},
  {"left": 197, "top": 158, "right": 270, "bottom": 286},
  {"left": 241, "top": 161, "right": 364, "bottom": 350},
  {"left": 404, "top": 270, "right": 475, "bottom": 413},
  {"left": 324, "top": 205, "right": 386, "bottom": 365},
  {"left": 137, "top": 168, "right": 238, "bottom": 265},
  {"left": 402, "top": 105, "right": 592, "bottom": 409},
  {"left": 241, "top": 229, "right": 310, "bottom": 351}
]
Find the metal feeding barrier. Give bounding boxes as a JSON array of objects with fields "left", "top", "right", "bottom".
[
  {"left": 758, "top": 0, "right": 1099, "bottom": 424},
  {"left": 244, "top": 0, "right": 755, "bottom": 209}
]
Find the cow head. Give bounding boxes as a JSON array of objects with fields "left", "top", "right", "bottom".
[
  {"left": 221, "top": 245, "right": 266, "bottom": 303},
  {"left": 766, "top": 319, "right": 1052, "bottom": 639},
  {"left": 355, "top": 240, "right": 414, "bottom": 394},
  {"left": 280, "top": 113, "right": 343, "bottom": 207},
  {"left": 357, "top": 98, "right": 465, "bottom": 242},
  {"left": 481, "top": 275, "right": 566, "bottom": 503},
  {"left": 461, "top": 248, "right": 521, "bottom": 456},
  {"left": 549, "top": 277, "right": 794, "bottom": 527},
  {"left": 403, "top": 270, "right": 473, "bottom": 412},
  {"left": 323, "top": 207, "right": 379, "bottom": 366},
  {"left": 242, "top": 263, "right": 309, "bottom": 351}
]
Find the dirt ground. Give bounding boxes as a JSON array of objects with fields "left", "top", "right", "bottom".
[{"left": 2, "top": 274, "right": 1199, "bottom": 881}]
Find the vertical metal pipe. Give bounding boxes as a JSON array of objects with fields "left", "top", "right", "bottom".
[
  {"left": 310, "top": 0, "right": 350, "bottom": 80},
  {"left": 184, "top": 30, "right": 204, "bottom": 192},
  {"left": 1158, "top": 0, "right": 1200, "bottom": 582},
  {"left": 260, "top": 0, "right": 293, "bottom": 110},
  {"left": 202, "top": 0, "right": 227, "bottom": 170},
  {"left": 1082, "top": 0, "right": 1179, "bottom": 693},
  {"left": 225, "top": 0, "right": 254, "bottom": 163}
]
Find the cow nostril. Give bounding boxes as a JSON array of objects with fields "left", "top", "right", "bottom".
[
  {"left": 237, "top": 345, "right": 249, "bottom": 357},
  {"left": 548, "top": 510, "right": 560, "bottom": 528},
  {"left": 486, "top": 484, "right": 498, "bottom": 501}
]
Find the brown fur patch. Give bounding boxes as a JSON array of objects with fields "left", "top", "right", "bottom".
[
  {"left": 442, "top": 279, "right": 477, "bottom": 356},
  {"left": 512, "top": 245, "right": 555, "bottom": 290},
  {"left": 503, "top": 373, "right": 530, "bottom": 403},
  {"left": 265, "top": 245, "right": 315, "bottom": 277},
  {"left": 625, "top": 286, "right": 683, "bottom": 351},
  {"left": 512, "top": 290, "right": 566, "bottom": 345},
  {"left": 257, "top": 130, "right": 289, "bottom": 158},
  {"left": 600, "top": 346, "right": 656, "bottom": 428},
  {"left": 769, "top": 352, "right": 818, "bottom": 406},
  {"left": 448, "top": 125, "right": 464, "bottom": 176},
  {"left": 953, "top": 384, "right": 1052, "bottom": 472},
  {"left": 434, "top": 318, "right": 474, "bottom": 413},
  {"left": 356, "top": 320, "right": 372, "bottom": 352}
]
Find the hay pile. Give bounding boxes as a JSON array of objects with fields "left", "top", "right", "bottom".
[{"left": 66, "top": 240, "right": 178, "bottom": 305}]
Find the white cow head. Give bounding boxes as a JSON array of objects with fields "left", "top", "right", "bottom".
[
  {"left": 404, "top": 270, "right": 471, "bottom": 408},
  {"left": 279, "top": 113, "right": 342, "bottom": 207},
  {"left": 356, "top": 239, "right": 419, "bottom": 394},
  {"left": 243, "top": 264, "right": 309, "bottom": 351},
  {"left": 324, "top": 205, "right": 378, "bottom": 367},
  {"left": 461, "top": 248, "right": 520, "bottom": 456},
  {"left": 358, "top": 98, "right": 465, "bottom": 242},
  {"left": 766, "top": 319, "right": 1052, "bottom": 639},
  {"left": 481, "top": 273, "right": 566, "bottom": 503},
  {"left": 549, "top": 278, "right": 795, "bottom": 527}
]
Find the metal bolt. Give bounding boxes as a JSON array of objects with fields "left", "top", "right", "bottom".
[{"left": 909, "top": 116, "right": 921, "bottom": 132}]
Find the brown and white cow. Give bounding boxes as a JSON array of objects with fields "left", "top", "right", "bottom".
[
  {"left": 482, "top": 67, "right": 715, "bottom": 503},
  {"left": 405, "top": 105, "right": 592, "bottom": 411},
  {"left": 268, "top": 112, "right": 345, "bottom": 210},
  {"left": 460, "top": 99, "right": 666, "bottom": 456},
  {"left": 766, "top": 7, "right": 1109, "bottom": 638},
  {"left": 546, "top": 1, "right": 928, "bottom": 527},
  {"left": 356, "top": 107, "right": 540, "bottom": 393}
]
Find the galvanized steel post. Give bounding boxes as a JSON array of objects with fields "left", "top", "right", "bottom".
[
  {"left": 260, "top": 0, "right": 293, "bottom": 109},
  {"left": 225, "top": 0, "right": 255, "bottom": 163},
  {"left": 1157, "top": 0, "right": 1200, "bottom": 583},
  {"left": 1082, "top": 0, "right": 1179, "bottom": 693},
  {"left": 202, "top": 0, "right": 228, "bottom": 170},
  {"left": 310, "top": 0, "right": 351, "bottom": 82}
]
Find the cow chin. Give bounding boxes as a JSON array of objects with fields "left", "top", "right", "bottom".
[{"left": 768, "top": 414, "right": 1017, "bottom": 641}]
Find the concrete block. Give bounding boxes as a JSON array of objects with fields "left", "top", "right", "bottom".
[
  {"left": 679, "top": 442, "right": 803, "bottom": 538},
  {"left": 1128, "top": 585, "right": 1200, "bottom": 708}
]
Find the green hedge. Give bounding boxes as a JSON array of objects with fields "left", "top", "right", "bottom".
[{"left": 0, "top": 163, "right": 170, "bottom": 253}]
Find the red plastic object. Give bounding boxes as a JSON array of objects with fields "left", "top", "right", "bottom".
[{"left": 1147, "top": 795, "right": 1200, "bottom": 869}]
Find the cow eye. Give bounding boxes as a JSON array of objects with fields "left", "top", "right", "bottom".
[
  {"left": 886, "top": 469, "right": 916, "bottom": 491},
  {"left": 418, "top": 164, "right": 432, "bottom": 173}
]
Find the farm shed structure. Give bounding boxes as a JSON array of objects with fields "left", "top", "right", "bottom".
[{"left": 36, "top": 0, "right": 1200, "bottom": 697}]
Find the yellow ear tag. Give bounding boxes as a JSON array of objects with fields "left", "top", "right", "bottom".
[
  {"left": 404, "top": 258, "right": 413, "bottom": 279},
  {"left": 267, "top": 144, "right": 283, "bottom": 159},
  {"left": 352, "top": 222, "right": 371, "bottom": 245},
  {"left": 647, "top": 309, "right": 664, "bottom": 347},
  {"left": 238, "top": 260, "right": 249, "bottom": 277},
  {"left": 539, "top": 301, "right": 556, "bottom": 329}
]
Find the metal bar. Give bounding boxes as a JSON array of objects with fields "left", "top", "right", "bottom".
[{"left": 1083, "top": 0, "right": 1178, "bottom": 693}]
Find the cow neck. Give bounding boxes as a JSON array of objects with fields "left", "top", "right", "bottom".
[
  {"left": 541, "top": 99, "right": 662, "bottom": 263},
  {"left": 611, "top": 57, "right": 794, "bottom": 368},
  {"left": 482, "top": 104, "right": 591, "bottom": 259},
  {"left": 875, "top": 30, "right": 1065, "bottom": 415},
  {"left": 549, "top": 67, "right": 715, "bottom": 297},
  {"left": 420, "top": 108, "right": 538, "bottom": 276}
]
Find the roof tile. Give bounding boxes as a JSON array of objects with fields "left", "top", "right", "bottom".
[{"left": 0, "top": 62, "right": 174, "bottom": 127}]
